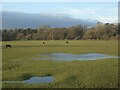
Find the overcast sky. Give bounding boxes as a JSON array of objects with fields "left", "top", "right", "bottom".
[{"left": 1, "top": 1, "right": 118, "bottom": 23}]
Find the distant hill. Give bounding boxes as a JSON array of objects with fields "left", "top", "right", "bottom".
[{"left": 2, "top": 11, "right": 98, "bottom": 29}]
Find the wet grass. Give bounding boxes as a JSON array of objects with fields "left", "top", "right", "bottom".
[{"left": 2, "top": 40, "right": 118, "bottom": 88}]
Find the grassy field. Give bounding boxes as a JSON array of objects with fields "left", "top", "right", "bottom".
[{"left": 2, "top": 40, "right": 119, "bottom": 88}]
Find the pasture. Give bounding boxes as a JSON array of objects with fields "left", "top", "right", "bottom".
[{"left": 2, "top": 40, "right": 119, "bottom": 88}]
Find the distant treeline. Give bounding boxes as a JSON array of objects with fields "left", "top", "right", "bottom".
[{"left": 1, "top": 22, "right": 120, "bottom": 41}]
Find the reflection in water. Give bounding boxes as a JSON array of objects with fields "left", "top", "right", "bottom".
[
  {"left": 3, "top": 76, "right": 54, "bottom": 84},
  {"left": 23, "top": 76, "right": 54, "bottom": 84},
  {"left": 38, "top": 53, "right": 119, "bottom": 61}
]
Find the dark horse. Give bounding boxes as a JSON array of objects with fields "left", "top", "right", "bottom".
[
  {"left": 6, "top": 44, "right": 12, "bottom": 48},
  {"left": 43, "top": 42, "right": 45, "bottom": 45},
  {"left": 66, "top": 41, "right": 69, "bottom": 44}
]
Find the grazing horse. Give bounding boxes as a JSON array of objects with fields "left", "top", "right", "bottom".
[
  {"left": 66, "top": 41, "right": 69, "bottom": 44},
  {"left": 43, "top": 42, "right": 45, "bottom": 45},
  {"left": 6, "top": 44, "right": 12, "bottom": 48}
]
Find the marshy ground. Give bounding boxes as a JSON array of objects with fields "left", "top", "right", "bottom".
[{"left": 2, "top": 40, "right": 119, "bottom": 88}]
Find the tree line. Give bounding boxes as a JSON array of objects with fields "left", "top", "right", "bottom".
[{"left": 1, "top": 22, "right": 120, "bottom": 41}]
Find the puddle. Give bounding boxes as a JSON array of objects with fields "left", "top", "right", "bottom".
[
  {"left": 38, "top": 53, "right": 119, "bottom": 61},
  {"left": 3, "top": 76, "right": 54, "bottom": 84}
]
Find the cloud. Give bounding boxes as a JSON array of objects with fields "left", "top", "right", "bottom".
[
  {"left": 60, "top": 8, "right": 97, "bottom": 19},
  {"left": 57, "top": 7, "right": 117, "bottom": 23},
  {"left": 96, "top": 16, "right": 118, "bottom": 23}
]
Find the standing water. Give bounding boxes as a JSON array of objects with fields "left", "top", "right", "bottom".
[
  {"left": 3, "top": 76, "right": 54, "bottom": 84},
  {"left": 38, "top": 53, "right": 119, "bottom": 61}
]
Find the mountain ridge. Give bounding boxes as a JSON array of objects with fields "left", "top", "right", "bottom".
[{"left": 1, "top": 11, "right": 98, "bottom": 29}]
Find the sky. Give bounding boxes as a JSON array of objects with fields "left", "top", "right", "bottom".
[
  {"left": 1, "top": 0, "right": 119, "bottom": 2},
  {"left": 1, "top": 2, "right": 118, "bottom": 23}
]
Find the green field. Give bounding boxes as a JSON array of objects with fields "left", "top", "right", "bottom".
[{"left": 2, "top": 40, "right": 119, "bottom": 88}]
